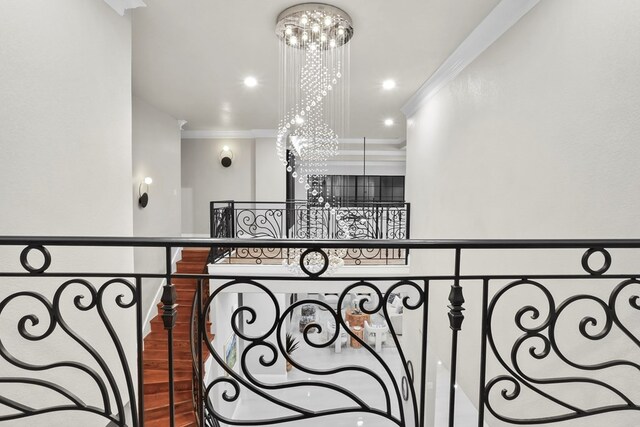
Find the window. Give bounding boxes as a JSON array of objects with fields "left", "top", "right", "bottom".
[{"left": 307, "top": 175, "right": 405, "bottom": 204}]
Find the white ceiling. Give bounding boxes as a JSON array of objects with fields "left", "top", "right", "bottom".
[{"left": 132, "top": 0, "right": 501, "bottom": 139}]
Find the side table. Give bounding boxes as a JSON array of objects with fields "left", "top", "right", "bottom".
[
  {"left": 345, "top": 308, "right": 370, "bottom": 329},
  {"left": 350, "top": 325, "right": 364, "bottom": 348}
]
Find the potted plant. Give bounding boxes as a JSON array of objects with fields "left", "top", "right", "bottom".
[{"left": 285, "top": 333, "right": 299, "bottom": 372}]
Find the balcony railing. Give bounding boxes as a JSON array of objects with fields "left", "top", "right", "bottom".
[
  {"left": 210, "top": 200, "right": 410, "bottom": 264},
  {"left": 0, "top": 236, "right": 639, "bottom": 427}
]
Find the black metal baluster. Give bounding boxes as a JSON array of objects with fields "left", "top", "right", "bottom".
[
  {"left": 477, "top": 279, "right": 489, "bottom": 427},
  {"left": 405, "top": 203, "right": 411, "bottom": 264},
  {"left": 196, "top": 279, "right": 205, "bottom": 424},
  {"left": 448, "top": 248, "right": 465, "bottom": 427},
  {"left": 420, "top": 279, "right": 430, "bottom": 427},
  {"left": 135, "top": 277, "right": 144, "bottom": 427},
  {"left": 231, "top": 201, "right": 236, "bottom": 238},
  {"left": 209, "top": 202, "right": 214, "bottom": 238},
  {"left": 161, "top": 247, "right": 177, "bottom": 427}
]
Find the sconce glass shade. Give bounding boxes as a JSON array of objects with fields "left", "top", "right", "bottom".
[
  {"left": 139, "top": 177, "right": 152, "bottom": 208},
  {"left": 220, "top": 147, "right": 234, "bottom": 167}
]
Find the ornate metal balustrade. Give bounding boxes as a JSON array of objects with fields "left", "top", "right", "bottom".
[
  {"left": 210, "top": 200, "right": 410, "bottom": 264},
  {"left": 0, "top": 237, "right": 639, "bottom": 427}
]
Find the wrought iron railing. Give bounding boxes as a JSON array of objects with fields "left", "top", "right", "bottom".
[
  {"left": 0, "top": 237, "right": 639, "bottom": 426},
  {"left": 210, "top": 200, "right": 410, "bottom": 264}
]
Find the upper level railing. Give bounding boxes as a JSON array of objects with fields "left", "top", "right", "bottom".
[
  {"left": 1, "top": 236, "right": 639, "bottom": 427},
  {"left": 210, "top": 200, "right": 410, "bottom": 264}
]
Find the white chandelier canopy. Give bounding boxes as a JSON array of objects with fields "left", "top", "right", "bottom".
[{"left": 276, "top": 3, "right": 353, "bottom": 206}]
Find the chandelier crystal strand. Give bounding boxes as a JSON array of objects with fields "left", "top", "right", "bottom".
[{"left": 276, "top": 4, "right": 352, "bottom": 208}]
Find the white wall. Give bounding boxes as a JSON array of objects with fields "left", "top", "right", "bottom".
[
  {"left": 405, "top": 0, "right": 640, "bottom": 426},
  {"left": 132, "top": 96, "right": 181, "bottom": 329},
  {"left": 181, "top": 138, "right": 256, "bottom": 235},
  {"left": 0, "top": 1, "right": 135, "bottom": 425},
  {"left": 255, "top": 137, "right": 286, "bottom": 201}
]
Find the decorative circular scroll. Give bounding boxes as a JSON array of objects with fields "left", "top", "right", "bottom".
[
  {"left": 20, "top": 245, "right": 51, "bottom": 274},
  {"left": 299, "top": 248, "right": 329, "bottom": 278},
  {"left": 401, "top": 376, "right": 409, "bottom": 401},
  {"left": 407, "top": 360, "right": 415, "bottom": 384},
  {"left": 581, "top": 248, "right": 611, "bottom": 276}
]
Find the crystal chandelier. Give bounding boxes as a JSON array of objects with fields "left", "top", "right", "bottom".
[{"left": 275, "top": 3, "right": 353, "bottom": 206}]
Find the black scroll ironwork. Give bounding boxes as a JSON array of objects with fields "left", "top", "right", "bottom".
[
  {"left": 200, "top": 277, "right": 425, "bottom": 426},
  {"left": 0, "top": 275, "right": 138, "bottom": 426},
  {"left": 209, "top": 201, "right": 410, "bottom": 265},
  {"left": 481, "top": 248, "right": 640, "bottom": 425}
]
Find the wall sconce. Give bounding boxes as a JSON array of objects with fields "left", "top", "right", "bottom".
[
  {"left": 220, "top": 146, "right": 233, "bottom": 168},
  {"left": 138, "top": 176, "right": 152, "bottom": 208}
]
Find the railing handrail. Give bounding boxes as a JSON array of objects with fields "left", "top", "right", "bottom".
[
  {"left": 211, "top": 200, "right": 409, "bottom": 206},
  {"left": 3, "top": 236, "right": 640, "bottom": 249}
]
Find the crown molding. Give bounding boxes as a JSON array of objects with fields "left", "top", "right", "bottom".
[
  {"left": 181, "top": 129, "right": 277, "bottom": 139},
  {"left": 181, "top": 130, "right": 256, "bottom": 139},
  {"left": 337, "top": 149, "right": 406, "bottom": 157},
  {"left": 104, "top": 0, "right": 146, "bottom": 16},
  {"left": 252, "top": 129, "right": 278, "bottom": 138},
  {"left": 326, "top": 160, "right": 406, "bottom": 167},
  {"left": 339, "top": 138, "right": 404, "bottom": 146},
  {"left": 401, "top": 0, "right": 540, "bottom": 118},
  {"left": 182, "top": 129, "right": 404, "bottom": 145}
]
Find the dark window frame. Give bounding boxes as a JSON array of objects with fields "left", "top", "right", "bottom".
[{"left": 307, "top": 175, "right": 405, "bottom": 204}]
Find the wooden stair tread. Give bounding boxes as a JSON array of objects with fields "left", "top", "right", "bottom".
[
  {"left": 145, "top": 400, "right": 193, "bottom": 421},
  {"left": 145, "top": 390, "right": 192, "bottom": 407},
  {"left": 145, "top": 411, "right": 196, "bottom": 427},
  {"left": 144, "top": 369, "right": 191, "bottom": 382}
]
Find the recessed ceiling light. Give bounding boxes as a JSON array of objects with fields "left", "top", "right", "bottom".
[
  {"left": 382, "top": 79, "right": 396, "bottom": 90},
  {"left": 244, "top": 76, "right": 258, "bottom": 87},
  {"left": 384, "top": 118, "right": 394, "bottom": 126}
]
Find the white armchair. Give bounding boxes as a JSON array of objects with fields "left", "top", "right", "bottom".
[
  {"left": 364, "top": 320, "right": 389, "bottom": 353},
  {"left": 327, "top": 320, "right": 349, "bottom": 353}
]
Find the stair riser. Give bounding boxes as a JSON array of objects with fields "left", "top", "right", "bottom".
[
  {"left": 145, "top": 380, "right": 192, "bottom": 394},
  {"left": 146, "top": 340, "right": 192, "bottom": 350},
  {"left": 144, "top": 360, "right": 194, "bottom": 371},
  {"left": 144, "top": 349, "right": 210, "bottom": 360},
  {"left": 180, "top": 250, "right": 210, "bottom": 258},
  {"left": 145, "top": 415, "right": 196, "bottom": 427},
  {"left": 145, "top": 400, "right": 193, "bottom": 421}
]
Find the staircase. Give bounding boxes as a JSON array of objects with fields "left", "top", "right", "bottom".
[{"left": 143, "top": 248, "right": 212, "bottom": 427}]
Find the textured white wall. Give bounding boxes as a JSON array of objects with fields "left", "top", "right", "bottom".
[
  {"left": 255, "top": 137, "right": 286, "bottom": 201},
  {"left": 0, "top": 0, "right": 135, "bottom": 425},
  {"left": 181, "top": 138, "right": 256, "bottom": 235},
  {"left": 405, "top": 0, "right": 640, "bottom": 426},
  {"left": 132, "top": 96, "right": 181, "bottom": 329}
]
